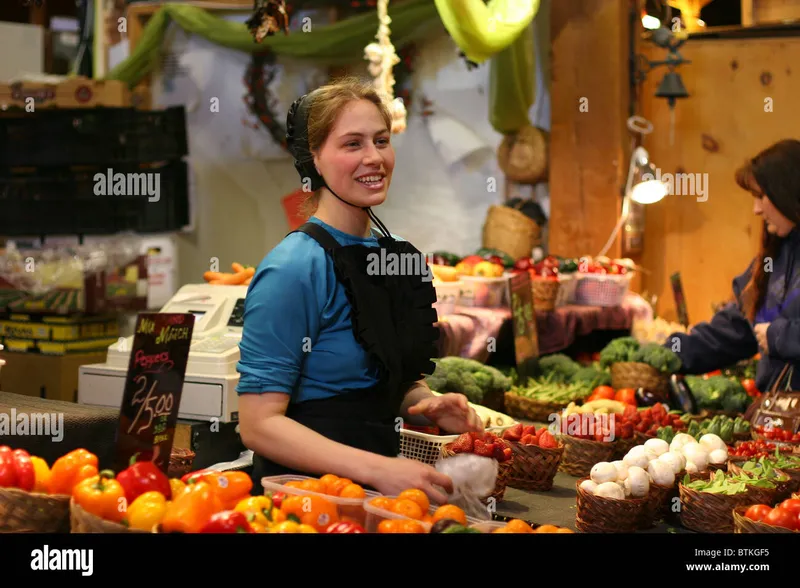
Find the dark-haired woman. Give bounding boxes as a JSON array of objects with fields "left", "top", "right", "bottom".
[{"left": 666, "top": 139, "right": 800, "bottom": 395}]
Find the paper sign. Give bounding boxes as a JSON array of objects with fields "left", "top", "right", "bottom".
[
  {"left": 113, "top": 313, "right": 194, "bottom": 475},
  {"left": 508, "top": 271, "right": 540, "bottom": 384}
]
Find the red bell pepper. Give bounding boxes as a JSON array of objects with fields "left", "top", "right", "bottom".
[
  {"left": 269, "top": 491, "right": 286, "bottom": 510},
  {"left": 116, "top": 453, "right": 172, "bottom": 503},
  {"left": 0, "top": 447, "right": 35, "bottom": 491},
  {"left": 199, "top": 510, "right": 254, "bottom": 533},
  {"left": 181, "top": 468, "right": 213, "bottom": 484},
  {"left": 326, "top": 521, "right": 365, "bottom": 533}
]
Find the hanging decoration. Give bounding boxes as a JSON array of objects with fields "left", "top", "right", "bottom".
[
  {"left": 243, "top": 49, "right": 289, "bottom": 152},
  {"left": 364, "top": 0, "right": 407, "bottom": 133},
  {"left": 247, "top": 0, "right": 291, "bottom": 42}
]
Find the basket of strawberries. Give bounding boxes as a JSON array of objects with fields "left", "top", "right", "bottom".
[
  {"left": 441, "top": 430, "right": 514, "bottom": 502},
  {"left": 501, "top": 423, "right": 563, "bottom": 491}
]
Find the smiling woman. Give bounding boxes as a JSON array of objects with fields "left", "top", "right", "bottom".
[{"left": 235, "top": 77, "right": 484, "bottom": 503}]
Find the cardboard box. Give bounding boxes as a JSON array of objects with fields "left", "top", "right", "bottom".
[{"left": 0, "top": 76, "right": 131, "bottom": 110}]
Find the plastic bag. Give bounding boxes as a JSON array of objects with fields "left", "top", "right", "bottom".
[{"left": 434, "top": 453, "right": 497, "bottom": 521}]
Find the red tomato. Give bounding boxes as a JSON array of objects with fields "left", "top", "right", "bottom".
[
  {"left": 741, "top": 378, "right": 759, "bottom": 397},
  {"left": 591, "top": 386, "right": 615, "bottom": 400},
  {"left": 778, "top": 499, "right": 800, "bottom": 516},
  {"left": 763, "top": 507, "right": 798, "bottom": 531},
  {"left": 614, "top": 388, "right": 637, "bottom": 406},
  {"left": 744, "top": 504, "right": 772, "bottom": 522}
]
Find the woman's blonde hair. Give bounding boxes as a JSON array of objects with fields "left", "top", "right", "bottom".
[{"left": 299, "top": 76, "right": 393, "bottom": 217}]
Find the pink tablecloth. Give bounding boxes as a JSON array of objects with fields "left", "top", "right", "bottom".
[{"left": 436, "top": 293, "right": 643, "bottom": 361}]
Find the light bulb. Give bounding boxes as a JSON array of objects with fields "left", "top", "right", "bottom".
[{"left": 631, "top": 180, "right": 668, "bottom": 204}]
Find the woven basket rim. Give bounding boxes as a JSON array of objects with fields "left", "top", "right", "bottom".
[{"left": 732, "top": 505, "right": 800, "bottom": 533}]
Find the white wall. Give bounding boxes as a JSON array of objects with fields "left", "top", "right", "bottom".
[{"left": 135, "top": 10, "right": 551, "bottom": 288}]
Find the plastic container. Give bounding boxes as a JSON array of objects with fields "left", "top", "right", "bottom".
[
  {"left": 470, "top": 520, "right": 508, "bottom": 533},
  {"left": 459, "top": 275, "right": 509, "bottom": 308},
  {"left": 433, "top": 279, "right": 462, "bottom": 316},
  {"left": 573, "top": 272, "right": 632, "bottom": 307},
  {"left": 260, "top": 475, "right": 380, "bottom": 528},
  {"left": 399, "top": 429, "right": 458, "bottom": 466},
  {"left": 364, "top": 497, "right": 488, "bottom": 533},
  {"left": 555, "top": 273, "right": 577, "bottom": 306}
]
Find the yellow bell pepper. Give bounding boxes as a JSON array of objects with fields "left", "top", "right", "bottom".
[
  {"left": 235, "top": 496, "right": 285, "bottom": 527},
  {"left": 30, "top": 456, "right": 51, "bottom": 494},
  {"left": 169, "top": 478, "right": 186, "bottom": 498},
  {"left": 270, "top": 520, "right": 300, "bottom": 533},
  {"left": 126, "top": 491, "right": 168, "bottom": 531}
]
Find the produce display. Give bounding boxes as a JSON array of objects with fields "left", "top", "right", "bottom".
[
  {"left": 753, "top": 425, "right": 800, "bottom": 443},
  {"left": 424, "top": 357, "right": 512, "bottom": 405},
  {"left": 507, "top": 377, "right": 595, "bottom": 406},
  {"left": 202, "top": 262, "right": 255, "bottom": 286},
  {"left": 502, "top": 424, "right": 559, "bottom": 449},
  {"left": 743, "top": 498, "right": 800, "bottom": 531},
  {"left": 619, "top": 402, "right": 686, "bottom": 439},
  {"left": 683, "top": 463, "right": 788, "bottom": 496},
  {"left": 656, "top": 414, "right": 750, "bottom": 444},
  {"left": 729, "top": 440, "right": 795, "bottom": 460},
  {"left": 599, "top": 337, "right": 682, "bottom": 374},
  {"left": 684, "top": 375, "right": 752, "bottom": 413}
]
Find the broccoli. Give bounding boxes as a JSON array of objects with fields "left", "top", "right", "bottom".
[
  {"left": 685, "top": 375, "right": 751, "bottom": 413},
  {"left": 571, "top": 366, "right": 612, "bottom": 388},
  {"left": 424, "top": 356, "right": 511, "bottom": 403},
  {"left": 599, "top": 337, "right": 641, "bottom": 368},
  {"left": 631, "top": 342, "right": 682, "bottom": 373},
  {"left": 538, "top": 353, "right": 581, "bottom": 383}
]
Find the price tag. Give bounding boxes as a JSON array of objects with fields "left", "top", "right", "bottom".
[
  {"left": 113, "top": 313, "right": 195, "bottom": 475},
  {"left": 670, "top": 272, "right": 690, "bottom": 327},
  {"left": 508, "top": 272, "right": 539, "bottom": 385}
]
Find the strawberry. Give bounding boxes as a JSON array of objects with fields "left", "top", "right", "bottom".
[
  {"left": 538, "top": 430, "right": 557, "bottom": 448},
  {"left": 520, "top": 434, "right": 535, "bottom": 446},
  {"left": 504, "top": 423, "right": 523, "bottom": 441},
  {"left": 622, "top": 404, "right": 638, "bottom": 421},
  {"left": 473, "top": 440, "right": 496, "bottom": 458},
  {"left": 469, "top": 431, "right": 484, "bottom": 441},
  {"left": 522, "top": 425, "right": 537, "bottom": 437},
  {"left": 450, "top": 433, "right": 473, "bottom": 453},
  {"left": 492, "top": 443, "right": 506, "bottom": 461},
  {"left": 629, "top": 411, "right": 642, "bottom": 425},
  {"left": 594, "top": 430, "right": 607, "bottom": 442},
  {"left": 635, "top": 422, "right": 647, "bottom": 433},
  {"left": 621, "top": 423, "right": 634, "bottom": 439},
  {"left": 502, "top": 447, "right": 513, "bottom": 462}
]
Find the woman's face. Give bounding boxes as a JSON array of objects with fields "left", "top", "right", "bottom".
[
  {"left": 314, "top": 99, "right": 394, "bottom": 208},
  {"left": 752, "top": 190, "right": 796, "bottom": 237}
]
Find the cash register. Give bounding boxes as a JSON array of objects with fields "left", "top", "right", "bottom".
[{"left": 78, "top": 284, "right": 247, "bottom": 422}]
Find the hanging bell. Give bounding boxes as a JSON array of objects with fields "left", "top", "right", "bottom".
[{"left": 656, "top": 71, "right": 689, "bottom": 100}]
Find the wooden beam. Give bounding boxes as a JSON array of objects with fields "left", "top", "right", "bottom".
[{"left": 548, "top": 0, "right": 632, "bottom": 261}]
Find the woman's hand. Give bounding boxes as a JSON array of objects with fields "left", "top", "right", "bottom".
[
  {"left": 370, "top": 457, "right": 454, "bottom": 505},
  {"left": 407, "top": 393, "right": 484, "bottom": 434},
  {"left": 754, "top": 322, "right": 770, "bottom": 353}
]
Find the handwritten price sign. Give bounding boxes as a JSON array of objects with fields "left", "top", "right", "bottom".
[
  {"left": 508, "top": 272, "right": 539, "bottom": 385},
  {"left": 113, "top": 313, "right": 194, "bottom": 475}
]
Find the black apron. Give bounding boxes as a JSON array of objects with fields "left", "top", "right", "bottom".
[{"left": 250, "top": 221, "right": 439, "bottom": 489}]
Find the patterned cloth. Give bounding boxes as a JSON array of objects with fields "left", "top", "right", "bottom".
[{"left": 436, "top": 294, "right": 642, "bottom": 360}]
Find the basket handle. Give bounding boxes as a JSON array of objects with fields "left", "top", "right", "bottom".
[{"left": 769, "top": 362, "right": 795, "bottom": 393}]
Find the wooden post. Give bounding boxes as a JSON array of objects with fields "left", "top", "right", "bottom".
[{"left": 548, "top": 0, "right": 632, "bottom": 261}]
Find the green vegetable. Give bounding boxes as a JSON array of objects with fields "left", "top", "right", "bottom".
[
  {"left": 706, "top": 420, "right": 721, "bottom": 437},
  {"left": 599, "top": 337, "right": 641, "bottom": 368},
  {"left": 570, "top": 366, "right": 612, "bottom": 388},
  {"left": 719, "top": 421, "right": 734, "bottom": 444},
  {"left": 687, "top": 420, "right": 700, "bottom": 438},
  {"left": 657, "top": 426, "right": 675, "bottom": 443},
  {"left": 630, "top": 342, "right": 682, "bottom": 374},
  {"left": 684, "top": 470, "right": 749, "bottom": 495},
  {"left": 685, "top": 375, "right": 752, "bottom": 413},
  {"left": 538, "top": 354, "right": 582, "bottom": 384},
  {"left": 511, "top": 375, "right": 594, "bottom": 404},
  {"left": 733, "top": 417, "right": 750, "bottom": 435},
  {"left": 425, "top": 357, "right": 512, "bottom": 403}
]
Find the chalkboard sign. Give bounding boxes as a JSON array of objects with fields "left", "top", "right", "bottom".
[
  {"left": 113, "top": 313, "right": 194, "bottom": 475},
  {"left": 508, "top": 271, "right": 540, "bottom": 385},
  {"left": 670, "top": 272, "right": 690, "bottom": 327}
]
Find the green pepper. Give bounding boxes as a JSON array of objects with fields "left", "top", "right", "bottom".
[
  {"left": 719, "top": 421, "right": 734, "bottom": 444},
  {"left": 707, "top": 420, "right": 721, "bottom": 437}
]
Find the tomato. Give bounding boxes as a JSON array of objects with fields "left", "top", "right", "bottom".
[
  {"left": 591, "top": 386, "right": 615, "bottom": 400},
  {"left": 614, "top": 388, "right": 637, "bottom": 406},
  {"left": 741, "top": 378, "right": 759, "bottom": 397},
  {"left": 778, "top": 499, "right": 800, "bottom": 516},
  {"left": 702, "top": 370, "right": 722, "bottom": 379},
  {"left": 744, "top": 504, "right": 772, "bottom": 522},
  {"left": 763, "top": 507, "right": 798, "bottom": 531}
]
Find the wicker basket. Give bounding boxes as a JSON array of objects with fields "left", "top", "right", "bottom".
[
  {"left": 733, "top": 505, "right": 800, "bottom": 534},
  {"left": 168, "top": 448, "right": 196, "bottom": 479},
  {"left": 440, "top": 445, "right": 512, "bottom": 503},
  {"left": 497, "top": 125, "right": 548, "bottom": 185},
  {"left": 727, "top": 462, "right": 795, "bottom": 504},
  {"left": 575, "top": 477, "right": 649, "bottom": 533},
  {"left": 531, "top": 277, "right": 560, "bottom": 312},
  {"left": 506, "top": 440, "right": 564, "bottom": 491},
  {"left": 482, "top": 204, "right": 541, "bottom": 261},
  {"left": 556, "top": 434, "right": 615, "bottom": 478},
  {"left": 0, "top": 487, "right": 70, "bottom": 533},
  {"left": 640, "top": 483, "right": 674, "bottom": 528},
  {"left": 678, "top": 479, "right": 756, "bottom": 533},
  {"left": 504, "top": 392, "right": 565, "bottom": 423},
  {"left": 611, "top": 362, "right": 669, "bottom": 396},
  {"left": 70, "top": 499, "right": 148, "bottom": 533}
]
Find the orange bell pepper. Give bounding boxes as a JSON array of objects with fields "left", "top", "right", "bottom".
[
  {"left": 201, "top": 471, "right": 253, "bottom": 509},
  {"left": 161, "top": 480, "right": 223, "bottom": 533},
  {"left": 48, "top": 449, "right": 98, "bottom": 496},
  {"left": 72, "top": 470, "right": 127, "bottom": 524}
]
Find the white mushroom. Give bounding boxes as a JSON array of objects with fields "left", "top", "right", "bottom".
[
  {"left": 699, "top": 434, "right": 726, "bottom": 453},
  {"left": 648, "top": 459, "right": 676, "bottom": 487},
  {"left": 709, "top": 448, "right": 728, "bottom": 465},
  {"left": 590, "top": 462, "right": 618, "bottom": 485},
  {"left": 611, "top": 460, "right": 629, "bottom": 481},
  {"left": 644, "top": 438, "right": 670, "bottom": 457},
  {"left": 683, "top": 444, "right": 709, "bottom": 472},
  {"left": 624, "top": 466, "right": 650, "bottom": 497},
  {"left": 670, "top": 433, "right": 696, "bottom": 453},
  {"left": 658, "top": 451, "right": 684, "bottom": 475},
  {"left": 580, "top": 479, "right": 598, "bottom": 494},
  {"left": 594, "top": 482, "right": 626, "bottom": 500}
]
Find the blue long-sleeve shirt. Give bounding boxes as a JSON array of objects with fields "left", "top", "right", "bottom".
[
  {"left": 667, "top": 227, "right": 800, "bottom": 392},
  {"left": 235, "top": 216, "right": 405, "bottom": 402}
]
